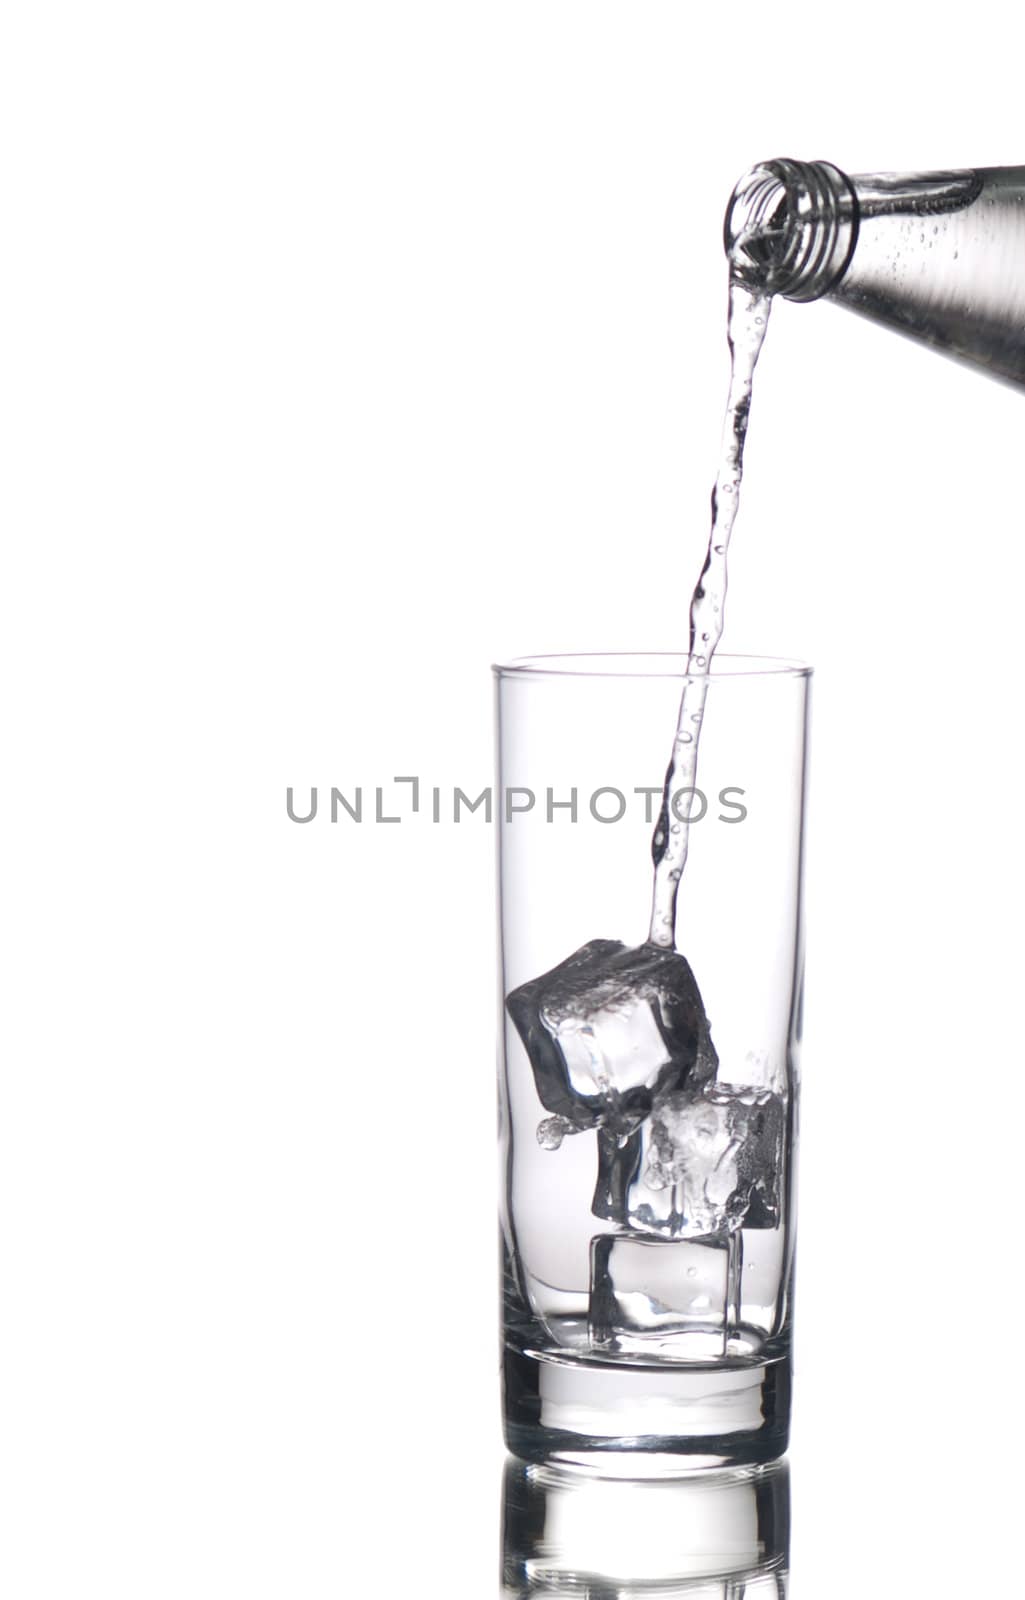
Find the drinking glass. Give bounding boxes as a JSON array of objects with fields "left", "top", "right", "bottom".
[{"left": 495, "top": 653, "right": 810, "bottom": 1468}]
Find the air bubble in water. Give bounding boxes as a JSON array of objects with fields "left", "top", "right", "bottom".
[{"left": 537, "top": 1116, "right": 568, "bottom": 1151}]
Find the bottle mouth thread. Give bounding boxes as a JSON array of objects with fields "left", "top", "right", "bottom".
[{"left": 724, "top": 159, "right": 859, "bottom": 302}]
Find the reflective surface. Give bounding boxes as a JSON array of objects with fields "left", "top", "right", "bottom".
[
  {"left": 310, "top": 1404, "right": 1025, "bottom": 1595},
  {"left": 501, "top": 1455, "right": 789, "bottom": 1597}
]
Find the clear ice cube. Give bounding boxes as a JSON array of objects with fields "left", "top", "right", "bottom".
[
  {"left": 506, "top": 940, "right": 718, "bottom": 1221},
  {"left": 627, "top": 1083, "right": 784, "bottom": 1238},
  {"left": 589, "top": 1232, "right": 730, "bottom": 1355}
]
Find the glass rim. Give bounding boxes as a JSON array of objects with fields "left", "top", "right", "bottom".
[{"left": 492, "top": 651, "right": 812, "bottom": 681}]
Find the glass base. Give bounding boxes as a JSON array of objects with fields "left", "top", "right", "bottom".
[{"left": 503, "top": 1342, "right": 790, "bottom": 1470}]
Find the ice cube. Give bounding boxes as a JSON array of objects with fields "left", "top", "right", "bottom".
[
  {"left": 506, "top": 939, "right": 718, "bottom": 1221},
  {"left": 506, "top": 939, "right": 717, "bottom": 1133},
  {"left": 627, "top": 1084, "right": 784, "bottom": 1238},
  {"left": 589, "top": 1232, "right": 730, "bottom": 1355}
]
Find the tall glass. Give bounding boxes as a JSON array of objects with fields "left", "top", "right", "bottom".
[{"left": 495, "top": 654, "right": 810, "bottom": 1468}]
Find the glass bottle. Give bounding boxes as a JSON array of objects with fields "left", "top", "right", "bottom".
[{"left": 725, "top": 159, "right": 1025, "bottom": 388}]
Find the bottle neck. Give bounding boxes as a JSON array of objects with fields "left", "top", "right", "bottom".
[
  {"left": 724, "top": 160, "right": 859, "bottom": 302},
  {"left": 725, "top": 160, "right": 984, "bottom": 302}
]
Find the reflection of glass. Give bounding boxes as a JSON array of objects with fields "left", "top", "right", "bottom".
[
  {"left": 496, "top": 656, "right": 809, "bottom": 1465},
  {"left": 500, "top": 1454, "right": 790, "bottom": 1597}
]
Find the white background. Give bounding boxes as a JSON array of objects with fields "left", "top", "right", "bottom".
[{"left": 4, "top": 3, "right": 1025, "bottom": 1594}]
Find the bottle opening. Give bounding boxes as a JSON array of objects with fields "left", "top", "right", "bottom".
[
  {"left": 724, "top": 159, "right": 859, "bottom": 302},
  {"left": 724, "top": 160, "right": 984, "bottom": 303},
  {"left": 724, "top": 168, "right": 791, "bottom": 284}
]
